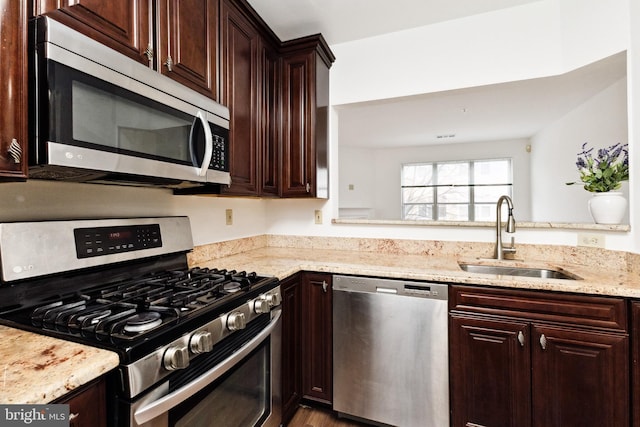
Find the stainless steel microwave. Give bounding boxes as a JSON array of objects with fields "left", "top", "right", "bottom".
[{"left": 29, "top": 17, "right": 231, "bottom": 189}]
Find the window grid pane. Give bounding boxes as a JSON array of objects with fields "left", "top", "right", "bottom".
[{"left": 401, "top": 160, "right": 512, "bottom": 221}]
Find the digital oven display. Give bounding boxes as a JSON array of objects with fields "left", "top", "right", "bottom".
[{"left": 74, "top": 224, "right": 162, "bottom": 259}]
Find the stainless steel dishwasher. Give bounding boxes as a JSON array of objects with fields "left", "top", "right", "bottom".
[{"left": 333, "top": 275, "right": 449, "bottom": 427}]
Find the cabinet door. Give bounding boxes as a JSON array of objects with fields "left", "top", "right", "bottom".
[
  {"left": 531, "top": 324, "right": 629, "bottom": 427},
  {"left": 59, "top": 378, "right": 107, "bottom": 427},
  {"left": 259, "top": 41, "right": 281, "bottom": 196},
  {"left": 34, "top": 0, "right": 151, "bottom": 65},
  {"left": 220, "top": 0, "right": 260, "bottom": 195},
  {"left": 157, "top": 0, "right": 218, "bottom": 98},
  {"left": 0, "top": 0, "right": 28, "bottom": 179},
  {"left": 280, "top": 274, "right": 302, "bottom": 425},
  {"left": 301, "top": 272, "right": 332, "bottom": 404},
  {"left": 281, "top": 51, "right": 314, "bottom": 197},
  {"left": 632, "top": 302, "right": 640, "bottom": 427},
  {"left": 450, "top": 314, "right": 531, "bottom": 427}
]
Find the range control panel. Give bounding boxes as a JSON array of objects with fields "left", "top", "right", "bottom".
[{"left": 74, "top": 224, "right": 162, "bottom": 259}]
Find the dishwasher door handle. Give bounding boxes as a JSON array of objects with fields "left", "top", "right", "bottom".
[{"left": 376, "top": 287, "right": 398, "bottom": 294}]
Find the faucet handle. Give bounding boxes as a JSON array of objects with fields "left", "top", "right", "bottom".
[{"left": 504, "top": 236, "right": 517, "bottom": 253}]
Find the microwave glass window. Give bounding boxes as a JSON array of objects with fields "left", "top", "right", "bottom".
[{"left": 72, "top": 80, "right": 191, "bottom": 162}]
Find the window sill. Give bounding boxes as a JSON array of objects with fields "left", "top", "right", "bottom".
[{"left": 331, "top": 218, "right": 630, "bottom": 232}]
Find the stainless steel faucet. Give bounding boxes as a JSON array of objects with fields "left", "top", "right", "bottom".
[{"left": 494, "top": 195, "right": 516, "bottom": 260}]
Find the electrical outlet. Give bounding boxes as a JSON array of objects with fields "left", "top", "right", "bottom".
[
  {"left": 225, "top": 209, "right": 233, "bottom": 225},
  {"left": 314, "top": 210, "right": 323, "bottom": 224},
  {"left": 577, "top": 233, "right": 605, "bottom": 248}
]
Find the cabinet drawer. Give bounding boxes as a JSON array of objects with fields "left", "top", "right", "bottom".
[{"left": 450, "top": 285, "right": 627, "bottom": 331}]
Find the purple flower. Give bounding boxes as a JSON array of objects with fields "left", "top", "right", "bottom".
[{"left": 568, "top": 142, "right": 629, "bottom": 192}]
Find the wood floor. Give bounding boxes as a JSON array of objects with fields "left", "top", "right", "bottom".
[{"left": 287, "top": 405, "right": 369, "bottom": 427}]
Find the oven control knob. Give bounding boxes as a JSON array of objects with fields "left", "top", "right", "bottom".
[
  {"left": 190, "top": 331, "right": 213, "bottom": 354},
  {"left": 227, "top": 312, "right": 246, "bottom": 331},
  {"left": 253, "top": 298, "right": 270, "bottom": 314},
  {"left": 163, "top": 346, "right": 190, "bottom": 371},
  {"left": 265, "top": 292, "right": 281, "bottom": 307}
]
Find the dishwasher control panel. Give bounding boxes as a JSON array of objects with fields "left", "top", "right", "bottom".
[{"left": 333, "top": 275, "right": 448, "bottom": 300}]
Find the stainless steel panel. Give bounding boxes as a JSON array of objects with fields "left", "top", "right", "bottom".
[
  {"left": 333, "top": 275, "right": 449, "bottom": 427},
  {"left": 0, "top": 217, "right": 193, "bottom": 282},
  {"left": 44, "top": 142, "right": 231, "bottom": 186}
]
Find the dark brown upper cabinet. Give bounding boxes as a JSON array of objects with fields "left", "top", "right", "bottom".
[
  {"left": 33, "top": 0, "right": 151, "bottom": 66},
  {"left": 280, "top": 36, "right": 333, "bottom": 198},
  {"left": 0, "top": 0, "right": 28, "bottom": 179},
  {"left": 35, "top": 0, "right": 218, "bottom": 99},
  {"left": 219, "top": 0, "right": 281, "bottom": 197},
  {"left": 156, "top": 0, "right": 219, "bottom": 98},
  {"left": 220, "top": 0, "right": 260, "bottom": 195}
]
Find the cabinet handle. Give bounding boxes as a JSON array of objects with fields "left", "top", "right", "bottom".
[
  {"left": 322, "top": 281, "right": 328, "bottom": 293},
  {"left": 144, "top": 44, "right": 154, "bottom": 62},
  {"left": 517, "top": 331, "right": 525, "bottom": 347},
  {"left": 305, "top": 182, "right": 310, "bottom": 193},
  {"left": 4, "top": 138, "right": 22, "bottom": 164},
  {"left": 164, "top": 55, "right": 174, "bottom": 72},
  {"left": 540, "top": 334, "right": 547, "bottom": 350}
]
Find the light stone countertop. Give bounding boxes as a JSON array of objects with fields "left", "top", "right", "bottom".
[
  {"left": 3, "top": 242, "right": 638, "bottom": 406},
  {"left": 0, "top": 325, "right": 119, "bottom": 404},
  {"left": 192, "top": 246, "right": 640, "bottom": 299}
]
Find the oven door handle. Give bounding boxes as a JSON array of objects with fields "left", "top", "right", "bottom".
[{"left": 134, "top": 310, "right": 281, "bottom": 425}]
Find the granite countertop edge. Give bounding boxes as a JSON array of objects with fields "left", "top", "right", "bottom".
[{"left": 0, "top": 325, "right": 119, "bottom": 404}]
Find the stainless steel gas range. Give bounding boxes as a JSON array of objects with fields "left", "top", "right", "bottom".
[{"left": 0, "top": 217, "right": 282, "bottom": 427}]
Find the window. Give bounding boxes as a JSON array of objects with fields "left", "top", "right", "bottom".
[{"left": 401, "top": 159, "right": 512, "bottom": 221}]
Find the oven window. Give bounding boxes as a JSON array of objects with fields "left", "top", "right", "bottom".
[{"left": 171, "top": 342, "right": 271, "bottom": 427}]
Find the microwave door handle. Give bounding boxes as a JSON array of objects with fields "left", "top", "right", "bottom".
[
  {"left": 193, "top": 110, "right": 213, "bottom": 177},
  {"left": 133, "top": 310, "right": 281, "bottom": 425}
]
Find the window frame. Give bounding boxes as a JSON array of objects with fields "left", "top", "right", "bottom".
[{"left": 401, "top": 158, "right": 513, "bottom": 221}]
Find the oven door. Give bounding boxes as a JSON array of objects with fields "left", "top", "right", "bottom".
[{"left": 129, "top": 311, "right": 281, "bottom": 427}]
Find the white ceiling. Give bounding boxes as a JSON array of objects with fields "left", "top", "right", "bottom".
[
  {"left": 338, "top": 52, "right": 627, "bottom": 148},
  {"left": 246, "top": 0, "right": 626, "bottom": 149},
  {"left": 246, "top": 0, "right": 542, "bottom": 45}
]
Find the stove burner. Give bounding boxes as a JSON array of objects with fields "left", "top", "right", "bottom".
[
  {"left": 123, "top": 312, "right": 163, "bottom": 334},
  {"left": 223, "top": 282, "right": 242, "bottom": 293}
]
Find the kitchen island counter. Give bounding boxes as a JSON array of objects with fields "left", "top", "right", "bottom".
[{"left": 0, "top": 325, "right": 119, "bottom": 404}]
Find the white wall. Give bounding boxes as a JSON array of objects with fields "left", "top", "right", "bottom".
[
  {"left": 337, "top": 146, "right": 376, "bottom": 217},
  {"left": 339, "top": 139, "right": 531, "bottom": 220},
  {"left": 329, "top": 1, "right": 564, "bottom": 105},
  {"left": 0, "top": 181, "right": 267, "bottom": 247},
  {"left": 531, "top": 78, "right": 629, "bottom": 222},
  {"left": 628, "top": 0, "right": 640, "bottom": 254}
]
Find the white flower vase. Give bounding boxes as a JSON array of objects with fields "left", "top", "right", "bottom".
[{"left": 588, "top": 191, "right": 627, "bottom": 224}]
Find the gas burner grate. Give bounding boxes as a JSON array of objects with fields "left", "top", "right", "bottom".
[{"left": 25, "top": 266, "right": 268, "bottom": 343}]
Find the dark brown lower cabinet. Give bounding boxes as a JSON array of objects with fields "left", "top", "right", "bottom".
[
  {"left": 281, "top": 271, "right": 333, "bottom": 424},
  {"left": 55, "top": 377, "right": 107, "bottom": 427},
  {"left": 450, "top": 285, "right": 629, "bottom": 427},
  {"left": 281, "top": 274, "right": 303, "bottom": 425},
  {"left": 301, "top": 272, "right": 332, "bottom": 404},
  {"left": 450, "top": 314, "right": 531, "bottom": 427},
  {"left": 630, "top": 302, "right": 640, "bottom": 427}
]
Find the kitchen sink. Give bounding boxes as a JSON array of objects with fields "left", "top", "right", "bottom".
[{"left": 458, "top": 263, "right": 581, "bottom": 280}]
